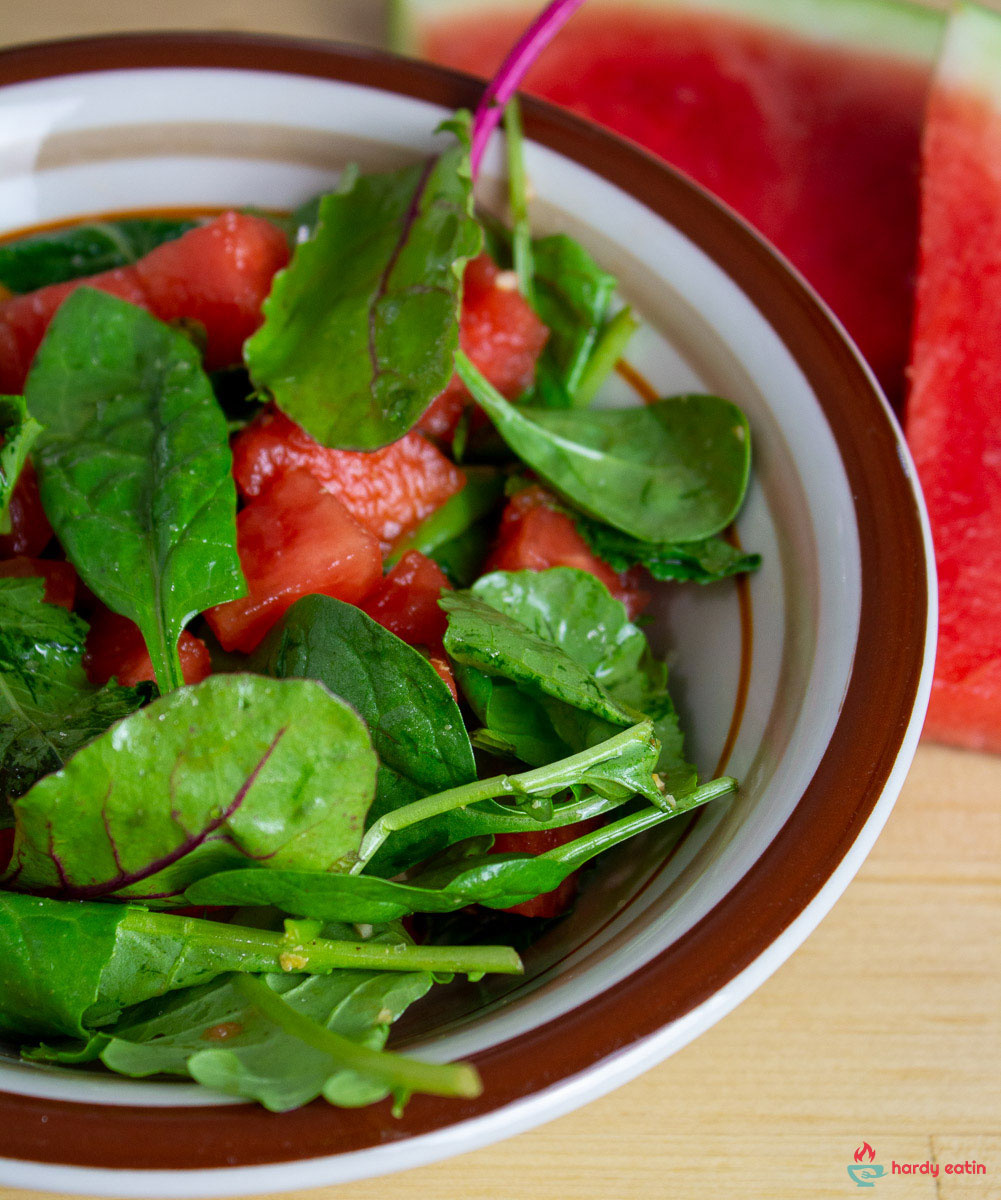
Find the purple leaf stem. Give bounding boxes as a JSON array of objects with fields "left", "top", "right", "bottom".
[{"left": 470, "top": 0, "right": 588, "bottom": 177}]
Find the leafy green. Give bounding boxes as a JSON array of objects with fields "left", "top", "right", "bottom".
[
  {"left": 456, "top": 351, "right": 752, "bottom": 542},
  {"left": 3, "top": 675, "right": 378, "bottom": 900},
  {"left": 251, "top": 596, "right": 476, "bottom": 830},
  {"left": 0, "top": 395, "right": 42, "bottom": 537},
  {"left": 80, "top": 923, "right": 479, "bottom": 1112},
  {"left": 576, "top": 515, "right": 761, "bottom": 583},
  {"left": 353, "top": 722, "right": 663, "bottom": 872},
  {"left": 442, "top": 589, "right": 635, "bottom": 731},
  {"left": 188, "top": 777, "right": 734, "bottom": 921},
  {"left": 1, "top": 896, "right": 518, "bottom": 1047},
  {"left": 530, "top": 235, "right": 616, "bottom": 406},
  {"left": 25, "top": 288, "right": 245, "bottom": 692},
  {"left": 245, "top": 116, "right": 482, "bottom": 451},
  {"left": 0, "top": 217, "right": 199, "bottom": 292},
  {"left": 0, "top": 577, "right": 150, "bottom": 825},
  {"left": 460, "top": 568, "right": 694, "bottom": 791}
]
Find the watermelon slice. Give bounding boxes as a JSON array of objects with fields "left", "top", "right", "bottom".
[
  {"left": 392, "top": 0, "right": 943, "bottom": 408},
  {"left": 905, "top": 3, "right": 1001, "bottom": 753}
]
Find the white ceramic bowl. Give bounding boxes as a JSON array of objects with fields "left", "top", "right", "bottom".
[{"left": 0, "top": 34, "right": 936, "bottom": 1196}]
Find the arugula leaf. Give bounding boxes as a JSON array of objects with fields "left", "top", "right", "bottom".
[
  {"left": 245, "top": 116, "right": 482, "bottom": 451},
  {"left": 458, "top": 569, "right": 696, "bottom": 792},
  {"left": 575, "top": 515, "right": 761, "bottom": 583},
  {"left": 188, "top": 777, "right": 734, "bottom": 921},
  {"left": 25, "top": 288, "right": 245, "bottom": 692},
  {"left": 3, "top": 675, "right": 378, "bottom": 901},
  {"left": 85, "top": 923, "right": 477, "bottom": 1112},
  {"left": 0, "top": 395, "right": 42, "bottom": 537},
  {"left": 0, "top": 218, "right": 199, "bottom": 293},
  {"left": 252, "top": 595, "right": 476, "bottom": 821},
  {"left": 0, "top": 577, "right": 150, "bottom": 825},
  {"left": 456, "top": 351, "right": 752, "bottom": 542}
]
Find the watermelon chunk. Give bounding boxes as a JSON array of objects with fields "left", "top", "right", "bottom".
[
  {"left": 904, "top": 2, "right": 1001, "bottom": 753},
  {"left": 0, "top": 213, "right": 289, "bottom": 392},
  {"left": 393, "top": 0, "right": 943, "bottom": 408}
]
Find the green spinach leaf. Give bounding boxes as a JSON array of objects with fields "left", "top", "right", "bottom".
[
  {"left": 575, "top": 515, "right": 761, "bottom": 583},
  {"left": 0, "top": 218, "right": 199, "bottom": 293},
  {"left": 0, "top": 577, "right": 150, "bottom": 825},
  {"left": 25, "top": 288, "right": 245, "bottom": 692},
  {"left": 0, "top": 395, "right": 42, "bottom": 537},
  {"left": 456, "top": 351, "right": 751, "bottom": 542},
  {"left": 245, "top": 116, "right": 482, "bottom": 451},
  {"left": 252, "top": 595, "right": 476, "bottom": 822},
  {"left": 3, "top": 675, "right": 378, "bottom": 901}
]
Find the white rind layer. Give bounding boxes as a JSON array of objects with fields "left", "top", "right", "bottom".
[{"left": 391, "top": 0, "right": 944, "bottom": 63}]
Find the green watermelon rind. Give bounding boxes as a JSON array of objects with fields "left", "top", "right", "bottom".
[
  {"left": 390, "top": 0, "right": 944, "bottom": 65},
  {"left": 938, "top": 2, "right": 1001, "bottom": 101}
]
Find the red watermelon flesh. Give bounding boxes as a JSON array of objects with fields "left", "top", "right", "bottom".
[
  {"left": 405, "top": 2, "right": 939, "bottom": 408},
  {"left": 904, "top": 3, "right": 1001, "bottom": 753}
]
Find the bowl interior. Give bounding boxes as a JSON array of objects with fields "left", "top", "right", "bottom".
[{"left": 0, "top": 44, "right": 929, "bottom": 1178}]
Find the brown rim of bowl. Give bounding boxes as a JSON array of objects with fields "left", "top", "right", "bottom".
[{"left": 0, "top": 32, "right": 929, "bottom": 1172}]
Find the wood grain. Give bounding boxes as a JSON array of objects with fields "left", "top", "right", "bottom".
[{"left": 1, "top": 4, "right": 999, "bottom": 1198}]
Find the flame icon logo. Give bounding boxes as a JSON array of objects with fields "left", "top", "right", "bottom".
[{"left": 848, "top": 1143, "right": 886, "bottom": 1187}]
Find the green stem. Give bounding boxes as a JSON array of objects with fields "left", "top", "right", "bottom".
[
  {"left": 504, "top": 98, "right": 535, "bottom": 304},
  {"left": 353, "top": 723, "right": 652, "bottom": 873},
  {"left": 573, "top": 306, "right": 640, "bottom": 407},
  {"left": 543, "top": 776, "right": 738, "bottom": 871},
  {"left": 384, "top": 467, "right": 504, "bottom": 569},
  {"left": 232, "top": 973, "right": 483, "bottom": 1101},
  {"left": 122, "top": 910, "right": 522, "bottom": 977}
]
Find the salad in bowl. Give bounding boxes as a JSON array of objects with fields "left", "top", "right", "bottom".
[{"left": 0, "top": 2, "right": 932, "bottom": 1189}]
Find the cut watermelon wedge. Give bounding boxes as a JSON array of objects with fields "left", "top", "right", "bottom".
[
  {"left": 905, "top": 2, "right": 1001, "bottom": 753},
  {"left": 392, "top": 0, "right": 943, "bottom": 408}
]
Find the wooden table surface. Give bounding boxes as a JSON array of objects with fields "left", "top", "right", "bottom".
[{"left": 2, "top": 2, "right": 999, "bottom": 1197}]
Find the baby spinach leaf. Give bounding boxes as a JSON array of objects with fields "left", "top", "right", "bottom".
[
  {"left": 0, "top": 395, "right": 42, "bottom": 536},
  {"left": 575, "top": 514, "right": 761, "bottom": 583},
  {"left": 25, "top": 289, "right": 245, "bottom": 692},
  {"left": 245, "top": 116, "right": 482, "bottom": 451},
  {"left": 0, "top": 217, "right": 199, "bottom": 292},
  {"left": 456, "top": 351, "right": 752, "bottom": 542},
  {"left": 3, "top": 675, "right": 378, "bottom": 901},
  {"left": 252, "top": 595, "right": 476, "bottom": 824},
  {"left": 0, "top": 577, "right": 150, "bottom": 824},
  {"left": 188, "top": 776, "right": 734, "bottom": 921},
  {"left": 85, "top": 922, "right": 478, "bottom": 1112}
]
